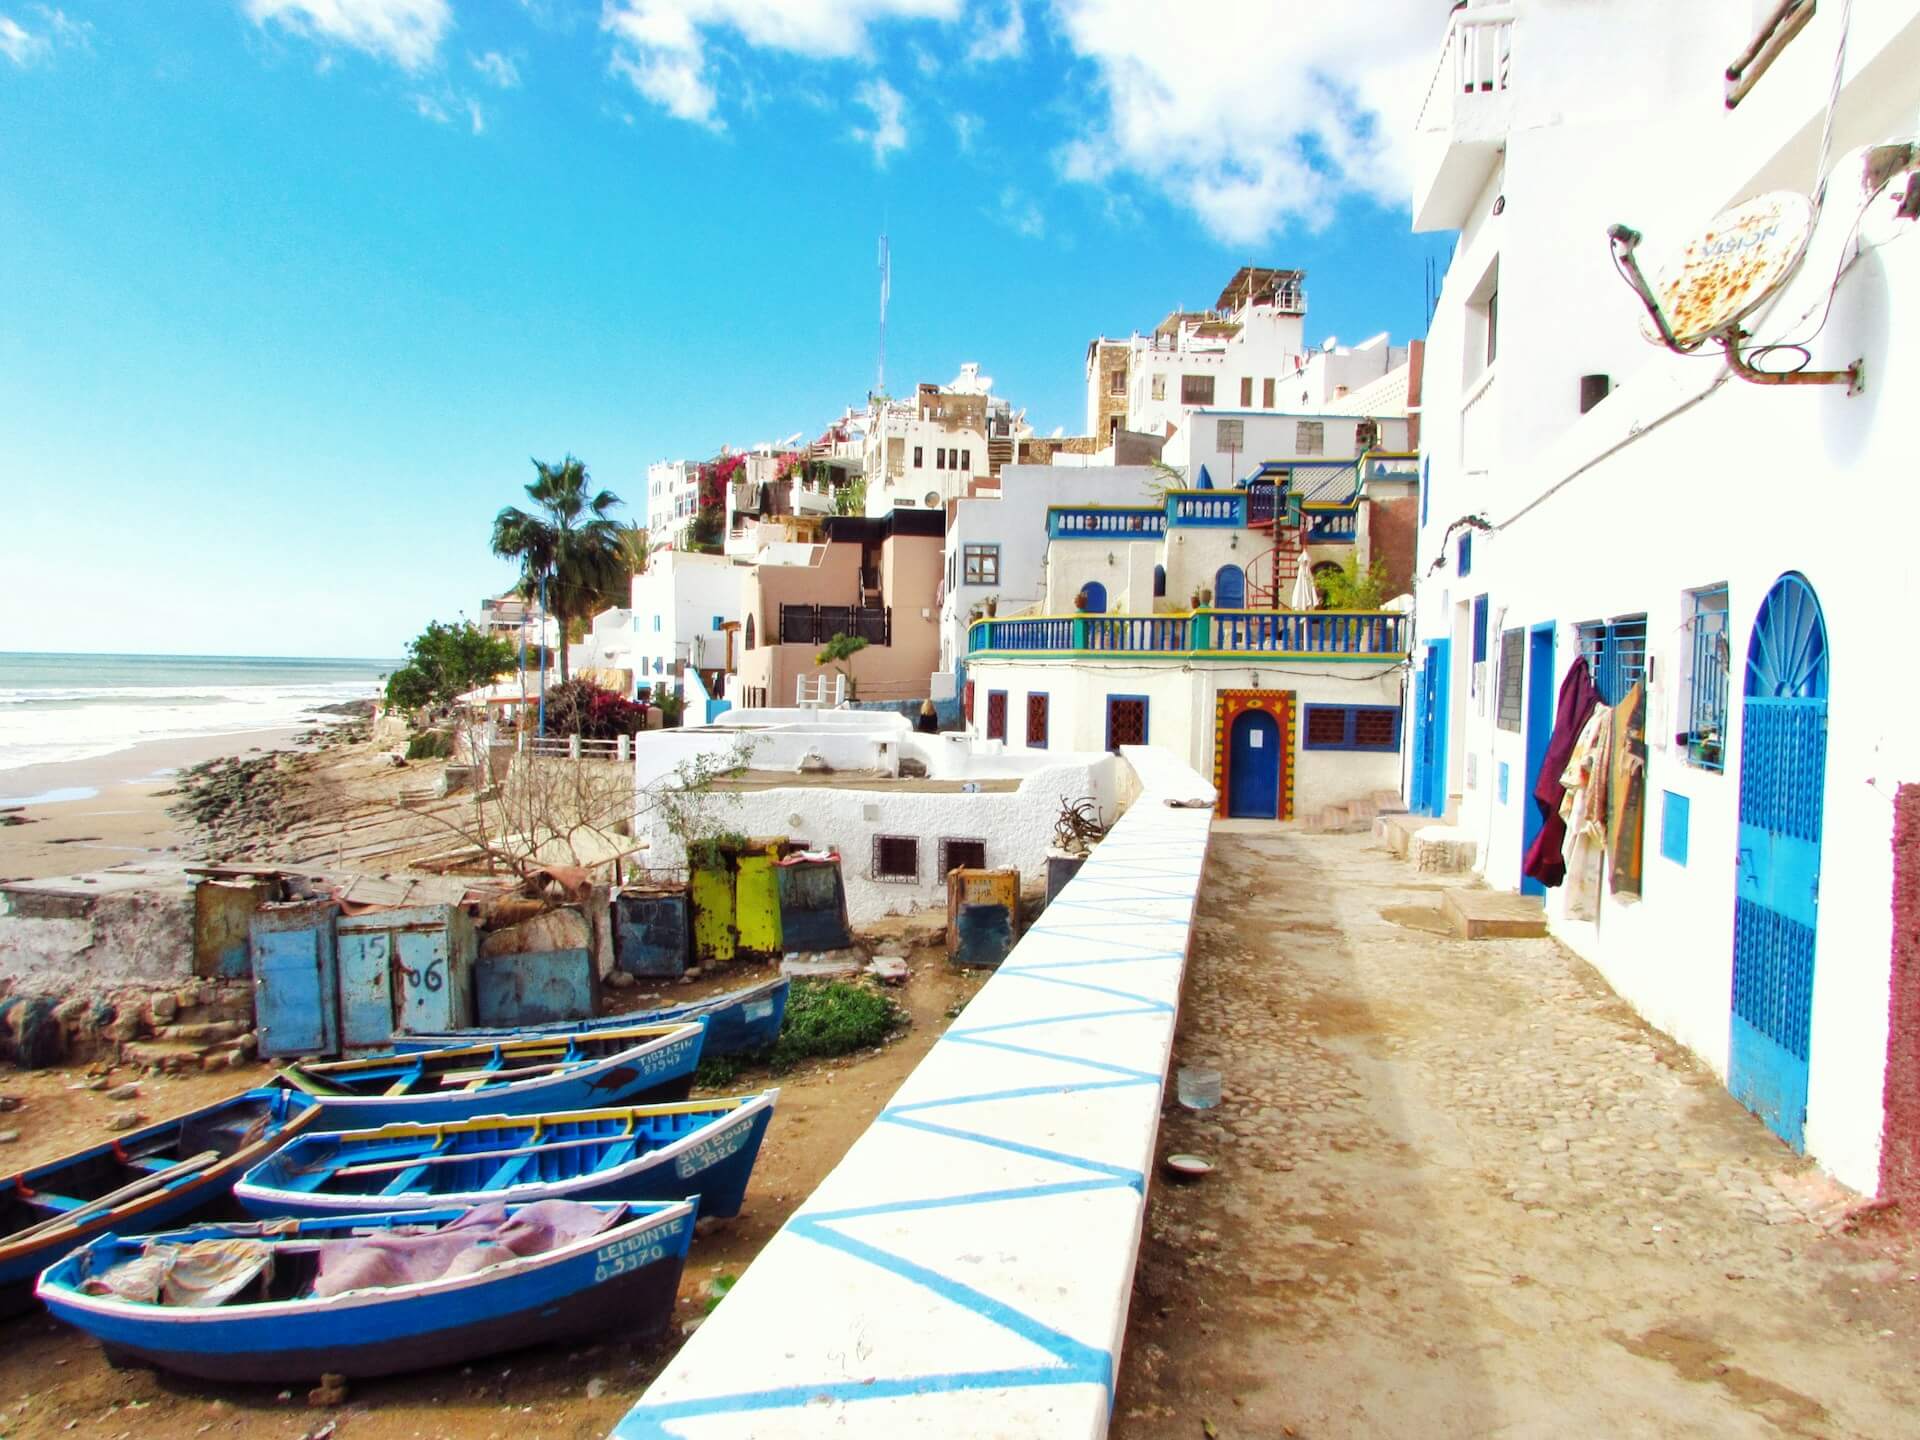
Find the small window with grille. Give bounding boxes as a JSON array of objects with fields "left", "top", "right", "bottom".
[
  {"left": 939, "top": 838, "right": 987, "bottom": 874},
  {"left": 1295, "top": 421, "right": 1324, "bottom": 455},
  {"left": 1682, "top": 585, "right": 1730, "bottom": 771},
  {"left": 1105, "top": 696, "right": 1148, "bottom": 751},
  {"left": 1302, "top": 704, "right": 1400, "bottom": 752},
  {"left": 1026, "top": 692, "right": 1049, "bottom": 749},
  {"left": 1180, "top": 374, "right": 1214, "bottom": 405},
  {"left": 1496, "top": 628, "right": 1524, "bottom": 732},
  {"left": 985, "top": 691, "right": 1007, "bottom": 741},
  {"left": 872, "top": 835, "right": 920, "bottom": 882},
  {"left": 1576, "top": 614, "right": 1649, "bottom": 706}
]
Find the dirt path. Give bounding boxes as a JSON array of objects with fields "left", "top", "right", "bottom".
[
  {"left": 0, "top": 943, "right": 985, "bottom": 1439},
  {"left": 1115, "top": 828, "right": 1920, "bottom": 1439}
]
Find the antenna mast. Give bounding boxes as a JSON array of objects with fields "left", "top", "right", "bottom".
[{"left": 876, "top": 232, "right": 890, "bottom": 397}]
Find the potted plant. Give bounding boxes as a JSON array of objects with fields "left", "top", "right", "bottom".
[
  {"left": 1196, "top": 586, "right": 1213, "bottom": 608},
  {"left": 1074, "top": 588, "right": 1093, "bottom": 613},
  {"left": 983, "top": 594, "right": 998, "bottom": 617}
]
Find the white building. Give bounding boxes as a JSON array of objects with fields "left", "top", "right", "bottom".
[
  {"left": 631, "top": 709, "right": 1121, "bottom": 923},
  {"left": 860, "top": 365, "right": 1029, "bottom": 516},
  {"left": 477, "top": 590, "right": 560, "bottom": 650},
  {"left": 963, "top": 471, "right": 1412, "bottom": 824},
  {"left": 1405, "top": 0, "right": 1920, "bottom": 1197},
  {"left": 646, "top": 459, "right": 699, "bottom": 540},
  {"left": 629, "top": 549, "right": 745, "bottom": 699},
  {"left": 937, "top": 464, "right": 1167, "bottom": 682},
  {"left": 1164, "top": 405, "right": 1413, "bottom": 494}
]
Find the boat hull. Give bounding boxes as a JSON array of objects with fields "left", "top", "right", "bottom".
[
  {"left": 236, "top": 1092, "right": 777, "bottom": 1221},
  {"left": 393, "top": 978, "right": 788, "bottom": 1059},
  {"left": 38, "top": 1201, "right": 693, "bottom": 1383},
  {"left": 293, "top": 1024, "right": 705, "bottom": 1131},
  {"left": 0, "top": 1090, "right": 317, "bottom": 1319}
]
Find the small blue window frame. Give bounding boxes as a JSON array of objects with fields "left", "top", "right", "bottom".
[
  {"left": 1661, "top": 790, "right": 1690, "bottom": 866},
  {"left": 1472, "top": 594, "right": 1489, "bottom": 664},
  {"left": 1301, "top": 704, "right": 1402, "bottom": 753},
  {"left": 1104, "top": 693, "right": 1149, "bottom": 752},
  {"left": 1457, "top": 531, "right": 1473, "bottom": 576}
]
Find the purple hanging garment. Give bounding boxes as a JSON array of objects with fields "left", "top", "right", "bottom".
[{"left": 1521, "top": 656, "right": 1600, "bottom": 888}]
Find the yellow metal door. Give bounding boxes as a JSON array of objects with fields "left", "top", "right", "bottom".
[
  {"left": 734, "top": 852, "right": 785, "bottom": 957},
  {"left": 691, "top": 864, "right": 737, "bottom": 964}
]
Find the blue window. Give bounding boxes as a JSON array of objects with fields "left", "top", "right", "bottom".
[
  {"left": 1576, "top": 614, "right": 1649, "bottom": 705},
  {"left": 1153, "top": 565, "right": 1166, "bottom": 598},
  {"left": 1079, "top": 580, "right": 1108, "bottom": 614},
  {"left": 652, "top": 615, "right": 662, "bottom": 632},
  {"left": 1472, "top": 594, "right": 1489, "bottom": 664},
  {"left": 1684, "top": 585, "right": 1730, "bottom": 771},
  {"left": 1420, "top": 455, "right": 1430, "bottom": 527},
  {"left": 1497, "top": 760, "right": 1510, "bottom": 803},
  {"left": 1661, "top": 790, "right": 1690, "bottom": 865},
  {"left": 711, "top": 614, "right": 724, "bottom": 630},
  {"left": 1213, "top": 565, "right": 1245, "bottom": 608},
  {"left": 1457, "top": 531, "right": 1473, "bottom": 576},
  {"left": 1302, "top": 704, "right": 1401, "bottom": 752}
]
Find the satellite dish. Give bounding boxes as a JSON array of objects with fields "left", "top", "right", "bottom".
[{"left": 1645, "top": 191, "right": 1813, "bottom": 347}]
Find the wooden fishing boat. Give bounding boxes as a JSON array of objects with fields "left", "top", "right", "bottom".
[
  {"left": 234, "top": 1090, "right": 776, "bottom": 1220},
  {"left": 392, "top": 976, "right": 789, "bottom": 1059},
  {"left": 279, "top": 1022, "right": 705, "bottom": 1131},
  {"left": 36, "top": 1197, "right": 695, "bottom": 1382},
  {"left": 0, "top": 1088, "right": 319, "bottom": 1318}
]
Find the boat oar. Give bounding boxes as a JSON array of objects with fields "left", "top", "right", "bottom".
[{"left": 6, "top": 1150, "right": 222, "bottom": 1245}]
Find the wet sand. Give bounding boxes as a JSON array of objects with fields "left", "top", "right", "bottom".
[{"left": 0, "top": 727, "right": 305, "bottom": 881}]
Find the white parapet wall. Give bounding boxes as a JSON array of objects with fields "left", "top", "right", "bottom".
[{"left": 610, "top": 744, "right": 1215, "bottom": 1439}]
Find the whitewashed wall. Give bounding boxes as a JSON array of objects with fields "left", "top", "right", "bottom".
[{"left": 1409, "top": 0, "right": 1920, "bottom": 1193}]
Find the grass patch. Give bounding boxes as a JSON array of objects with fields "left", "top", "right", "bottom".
[
  {"left": 405, "top": 730, "right": 453, "bottom": 760},
  {"left": 769, "top": 979, "right": 900, "bottom": 1071},
  {"left": 693, "top": 1053, "right": 744, "bottom": 1090}
]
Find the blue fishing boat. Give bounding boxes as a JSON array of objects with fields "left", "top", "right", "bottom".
[
  {"left": 36, "top": 1197, "right": 695, "bottom": 1382},
  {"left": 0, "top": 1089, "right": 318, "bottom": 1318},
  {"left": 279, "top": 1021, "right": 705, "bottom": 1130},
  {"left": 392, "top": 976, "right": 789, "bottom": 1059},
  {"left": 234, "top": 1090, "right": 777, "bottom": 1220}
]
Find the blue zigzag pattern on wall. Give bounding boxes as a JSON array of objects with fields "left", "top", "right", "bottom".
[{"left": 611, "top": 834, "right": 1209, "bottom": 1439}]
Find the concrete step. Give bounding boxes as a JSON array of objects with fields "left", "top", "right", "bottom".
[
  {"left": 1442, "top": 888, "right": 1548, "bottom": 940},
  {"left": 1411, "top": 825, "right": 1477, "bottom": 873},
  {"left": 1373, "top": 789, "right": 1409, "bottom": 815},
  {"left": 1374, "top": 813, "right": 1423, "bottom": 858}
]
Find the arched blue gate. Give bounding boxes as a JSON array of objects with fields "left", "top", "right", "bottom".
[
  {"left": 1728, "top": 573, "right": 1829, "bottom": 1151},
  {"left": 1214, "top": 565, "right": 1246, "bottom": 608}
]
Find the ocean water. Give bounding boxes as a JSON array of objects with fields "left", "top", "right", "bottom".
[{"left": 0, "top": 652, "right": 394, "bottom": 775}]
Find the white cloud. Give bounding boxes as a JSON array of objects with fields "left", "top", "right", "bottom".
[
  {"left": 601, "top": 0, "right": 959, "bottom": 128},
  {"left": 850, "top": 77, "right": 906, "bottom": 167},
  {"left": 245, "top": 0, "right": 451, "bottom": 73},
  {"left": 966, "top": 0, "right": 1021, "bottom": 62},
  {"left": 471, "top": 49, "right": 520, "bottom": 87},
  {"left": 1049, "top": 0, "right": 1436, "bottom": 242},
  {"left": 411, "top": 91, "right": 449, "bottom": 121},
  {"left": 466, "top": 96, "right": 485, "bottom": 132},
  {"left": 992, "top": 184, "right": 1044, "bottom": 238},
  {"left": 0, "top": 16, "right": 46, "bottom": 66},
  {"left": 909, "top": 40, "right": 938, "bottom": 76},
  {"left": 1, "top": 5, "right": 91, "bottom": 67},
  {"left": 950, "top": 109, "right": 980, "bottom": 153}
]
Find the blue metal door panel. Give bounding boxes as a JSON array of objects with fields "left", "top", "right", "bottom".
[
  {"left": 1227, "top": 710, "right": 1281, "bottom": 819},
  {"left": 1409, "top": 658, "right": 1429, "bottom": 811},
  {"left": 249, "top": 901, "right": 338, "bottom": 1059},
  {"left": 475, "top": 948, "right": 600, "bottom": 1027},
  {"left": 1213, "top": 565, "right": 1245, "bottom": 609},
  {"left": 335, "top": 929, "right": 394, "bottom": 1051},
  {"left": 1728, "top": 575, "right": 1828, "bottom": 1152},
  {"left": 393, "top": 908, "right": 473, "bottom": 1035},
  {"left": 1521, "top": 624, "right": 1557, "bottom": 897},
  {"left": 1418, "top": 639, "right": 1451, "bottom": 816}
]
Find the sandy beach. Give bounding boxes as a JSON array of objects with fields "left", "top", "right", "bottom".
[{"left": 0, "top": 727, "right": 306, "bottom": 882}]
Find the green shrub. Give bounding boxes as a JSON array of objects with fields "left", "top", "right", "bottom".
[
  {"left": 768, "top": 979, "right": 900, "bottom": 1071},
  {"left": 405, "top": 730, "right": 454, "bottom": 760}
]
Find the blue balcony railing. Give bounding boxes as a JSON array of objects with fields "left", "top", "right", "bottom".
[
  {"left": 968, "top": 608, "right": 1406, "bottom": 659},
  {"left": 1167, "top": 492, "right": 1246, "bottom": 527},
  {"left": 1046, "top": 506, "right": 1168, "bottom": 540},
  {"left": 1303, "top": 503, "right": 1359, "bottom": 543}
]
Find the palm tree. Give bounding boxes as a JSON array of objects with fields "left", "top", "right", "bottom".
[
  {"left": 616, "top": 523, "right": 652, "bottom": 578},
  {"left": 491, "top": 456, "right": 625, "bottom": 687}
]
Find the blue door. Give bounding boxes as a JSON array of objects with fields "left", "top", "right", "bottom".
[
  {"left": 1080, "top": 580, "right": 1107, "bottom": 614},
  {"left": 249, "top": 901, "right": 339, "bottom": 1059},
  {"left": 1521, "top": 624, "right": 1557, "bottom": 896},
  {"left": 1227, "top": 709, "right": 1281, "bottom": 818},
  {"left": 1729, "top": 573, "right": 1829, "bottom": 1151},
  {"left": 1416, "top": 639, "right": 1451, "bottom": 816},
  {"left": 1214, "top": 565, "right": 1245, "bottom": 608}
]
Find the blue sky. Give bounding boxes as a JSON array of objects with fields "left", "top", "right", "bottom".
[{"left": 0, "top": 1, "right": 1452, "bottom": 658}]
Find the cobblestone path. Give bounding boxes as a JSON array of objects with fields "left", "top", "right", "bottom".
[{"left": 1113, "top": 828, "right": 1919, "bottom": 1439}]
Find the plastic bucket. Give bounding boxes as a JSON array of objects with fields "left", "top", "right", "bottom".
[{"left": 1176, "top": 1066, "right": 1222, "bottom": 1110}]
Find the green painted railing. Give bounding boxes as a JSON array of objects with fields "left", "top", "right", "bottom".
[{"left": 968, "top": 609, "right": 1406, "bottom": 658}]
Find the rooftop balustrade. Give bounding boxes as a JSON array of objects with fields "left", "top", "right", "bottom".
[{"left": 1046, "top": 506, "right": 1168, "bottom": 540}]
